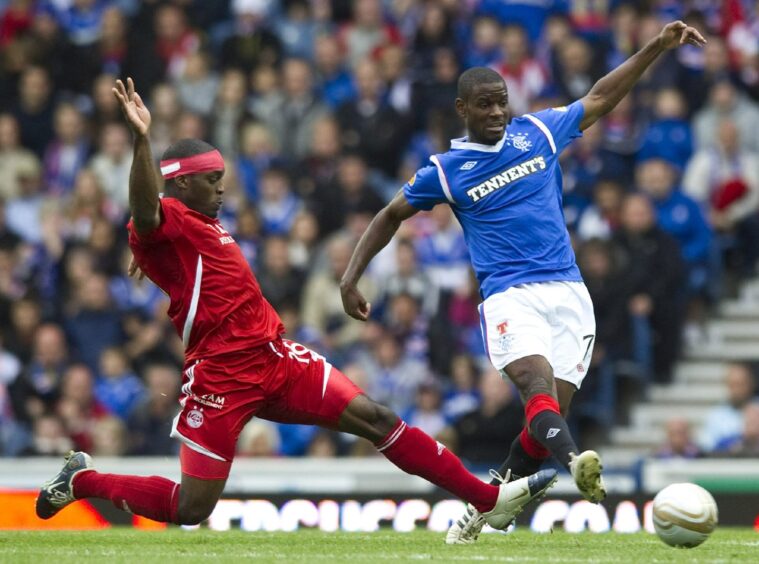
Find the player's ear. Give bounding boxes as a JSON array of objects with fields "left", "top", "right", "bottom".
[
  {"left": 455, "top": 97, "right": 467, "bottom": 119},
  {"left": 174, "top": 175, "right": 189, "bottom": 191}
]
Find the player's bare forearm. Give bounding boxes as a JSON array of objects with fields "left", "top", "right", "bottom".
[
  {"left": 113, "top": 77, "right": 159, "bottom": 234},
  {"left": 579, "top": 21, "right": 706, "bottom": 130},
  {"left": 340, "top": 190, "right": 418, "bottom": 320},
  {"left": 128, "top": 134, "right": 161, "bottom": 234}
]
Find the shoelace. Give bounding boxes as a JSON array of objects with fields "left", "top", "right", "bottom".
[{"left": 488, "top": 468, "right": 512, "bottom": 485}]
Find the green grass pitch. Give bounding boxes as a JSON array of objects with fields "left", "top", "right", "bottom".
[{"left": 1, "top": 529, "right": 757, "bottom": 563}]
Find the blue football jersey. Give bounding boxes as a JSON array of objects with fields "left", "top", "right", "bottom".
[{"left": 403, "top": 100, "right": 586, "bottom": 299}]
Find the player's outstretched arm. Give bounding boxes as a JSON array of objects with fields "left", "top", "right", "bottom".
[
  {"left": 113, "top": 77, "right": 160, "bottom": 235},
  {"left": 578, "top": 21, "right": 706, "bottom": 131},
  {"left": 341, "top": 190, "right": 419, "bottom": 321}
]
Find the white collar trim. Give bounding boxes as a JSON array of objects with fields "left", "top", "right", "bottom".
[{"left": 450, "top": 132, "right": 507, "bottom": 153}]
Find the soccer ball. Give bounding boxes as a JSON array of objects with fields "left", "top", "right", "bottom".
[{"left": 652, "top": 483, "right": 718, "bottom": 548}]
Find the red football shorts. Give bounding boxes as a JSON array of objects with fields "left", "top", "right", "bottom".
[{"left": 171, "top": 338, "right": 363, "bottom": 479}]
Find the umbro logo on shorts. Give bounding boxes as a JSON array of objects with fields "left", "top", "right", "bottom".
[{"left": 546, "top": 428, "right": 561, "bottom": 439}]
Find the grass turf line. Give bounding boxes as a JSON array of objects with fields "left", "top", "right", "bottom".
[{"left": 1, "top": 529, "right": 757, "bottom": 563}]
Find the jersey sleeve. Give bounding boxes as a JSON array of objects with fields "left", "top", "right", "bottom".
[
  {"left": 402, "top": 164, "right": 448, "bottom": 211},
  {"left": 528, "top": 100, "right": 585, "bottom": 154},
  {"left": 128, "top": 198, "right": 185, "bottom": 245}
]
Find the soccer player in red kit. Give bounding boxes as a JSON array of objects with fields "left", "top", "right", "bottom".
[{"left": 35, "top": 78, "right": 556, "bottom": 532}]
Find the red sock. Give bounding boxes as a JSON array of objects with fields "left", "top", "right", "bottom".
[
  {"left": 376, "top": 420, "right": 499, "bottom": 513},
  {"left": 519, "top": 427, "right": 550, "bottom": 459},
  {"left": 73, "top": 471, "right": 180, "bottom": 524}
]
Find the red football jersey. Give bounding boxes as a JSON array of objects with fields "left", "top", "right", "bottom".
[{"left": 127, "top": 198, "right": 284, "bottom": 361}]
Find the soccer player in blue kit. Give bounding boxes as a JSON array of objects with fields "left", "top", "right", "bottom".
[{"left": 341, "top": 21, "right": 706, "bottom": 544}]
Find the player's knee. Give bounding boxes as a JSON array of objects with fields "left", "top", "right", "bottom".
[
  {"left": 342, "top": 395, "right": 397, "bottom": 441},
  {"left": 505, "top": 356, "right": 555, "bottom": 399},
  {"left": 176, "top": 501, "right": 216, "bottom": 525},
  {"left": 176, "top": 488, "right": 218, "bottom": 525}
]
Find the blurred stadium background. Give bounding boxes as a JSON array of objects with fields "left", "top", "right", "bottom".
[{"left": 1, "top": 0, "right": 758, "bottom": 532}]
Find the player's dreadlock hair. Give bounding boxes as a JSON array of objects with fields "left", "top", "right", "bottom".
[
  {"left": 161, "top": 138, "right": 218, "bottom": 192},
  {"left": 457, "top": 67, "right": 505, "bottom": 101}
]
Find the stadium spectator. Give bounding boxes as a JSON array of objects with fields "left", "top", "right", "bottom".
[
  {"left": 700, "top": 362, "right": 758, "bottom": 451},
  {"left": 713, "top": 401, "right": 759, "bottom": 458},
  {"left": 210, "top": 68, "right": 251, "bottom": 159},
  {"left": 403, "top": 379, "right": 447, "bottom": 439},
  {"left": 90, "top": 73, "right": 123, "bottom": 136},
  {"left": 3, "top": 297, "right": 41, "bottom": 363},
  {"left": 336, "top": 57, "right": 406, "bottom": 176},
  {"left": 554, "top": 35, "right": 598, "bottom": 101},
  {"left": 637, "top": 88, "right": 694, "bottom": 170},
  {"left": 259, "top": 58, "right": 329, "bottom": 162},
  {"left": 220, "top": 0, "right": 281, "bottom": 73},
  {"left": 446, "top": 368, "right": 523, "bottom": 469},
  {"left": 491, "top": 24, "right": 546, "bottom": 118},
  {"left": 237, "top": 419, "right": 281, "bottom": 457},
  {"left": 339, "top": 0, "right": 401, "bottom": 67},
  {"left": 3, "top": 156, "right": 44, "bottom": 244},
  {"left": 23, "top": 413, "right": 73, "bottom": 457},
  {"left": 56, "top": 363, "right": 108, "bottom": 452},
  {"left": 232, "top": 205, "right": 262, "bottom": 272},
  {"left": 94, "top": 346, "right": 145, "bottom": 420},
  {"left": 465, "top": 16, "right": 501, "bottom": 69},
  {"left": 258, "top": 235, "right": 305, "bottom": 311},
  {"left": 442, "top": 354, "right": 481, "bottom": 423},
  {"left": 301, "top": 234, "right": 377, "bottom": 351},
  {"left": 274, "top": 0, "right": 319, "bottom": 60},
  {"left": 312, "top": 153, "right": 384, "bottom": 236},
  {"left": 576, "top": 180, "right": 626, "bottom": 241},
  {"left": 126, "top": 363, "right": 179, "bottom": 456},
  {"left": 288, "top": 211, "right": 320, "bottom": 271},
  {"left": 173, "top": 51, "right": 219, "bottom": 118},
  {"left": 313, "top": 33, "right": 356, "bottom": 109},
  {"left": 409, "top": 46, "right": 459, "bottom": 132},
  {"left": 0, "top": 112, "right": 39, "bottom": 201},
  {"left": 654, "top": 417, "right": 701, "bottom": 459},
  {"left": 614, "top": 193, "right": 685, "bottom": 383},
  {"left": 147, "top": 82, "right": 181, "bottom": 160},
  {"left": 411, "top": 1, "right": 455, "bottom": 73},
  {"left": 378, "top": 238, "right": 437, "bottom": 318},
  {"left": 64, "top": 272, "right": 124, "bottom": 371},
  {"left": 11, "top": 66, "right": 55, "bottom": 158},
  {"left": 359, "top": 329, "right": 426, "bottom": 415},
  {"left": 258, "top": 167, "right": 301, "bottom": 236},
  {"left": 91, "top": 415, "right": 129, "bottom": 456},
  {"left": 693, "top": 79, "right": 759, "bottom": 153},
  {"left": 378, "top": 43, "right": 412, "bottom": 115},
  {"left": 684, "top": 118, "right": 759, "bottom": 275},
  {"left": 636, "top": 158, "right": 714, "bottom": 326},
  {"left": 88, "top": 122, "right": 132, "bottom": 216}
]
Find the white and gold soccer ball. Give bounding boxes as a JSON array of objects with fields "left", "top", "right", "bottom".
[{"left": 652, "top": 483, "right": 718, "bottom": 548}]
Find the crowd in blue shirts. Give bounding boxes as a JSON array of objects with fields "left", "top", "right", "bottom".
[{"left": 1, "top": 0, "right": 759, "bottom": 463}]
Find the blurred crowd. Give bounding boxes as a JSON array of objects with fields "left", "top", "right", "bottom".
[
  {"left": 654, "top": 362, "right": 759, "bottom": 459},
  {"left": 1, "top": 0, "right": 759, "bottom": 465}
]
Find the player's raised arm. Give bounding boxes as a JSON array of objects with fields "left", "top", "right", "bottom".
[
  {"left": 340, "top": 189, "right": 419, "bottom": 321},
  {"left": 113, "top": 77, "right": 160, "bottom": 234},
  {"left": 579, "top": 21, "right": 706, "bottom": 131}
]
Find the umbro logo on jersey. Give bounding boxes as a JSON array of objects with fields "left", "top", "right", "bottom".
[
  {"left": 460, "top": 161, "right": 478, "bottom": 170},
  {"left": 546, "top": 428, "right": 561, "bottom": 439}
]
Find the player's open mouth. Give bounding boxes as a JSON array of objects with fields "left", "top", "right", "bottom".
[{"left": 487, "top": 123, "right": 504, "bottom": 133}]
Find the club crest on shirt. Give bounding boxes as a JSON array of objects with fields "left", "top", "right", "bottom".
[{"left": 506, "top": 132, "right": 532, "bottom": 152}]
